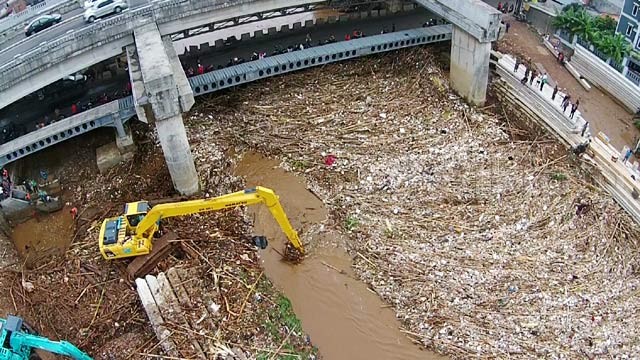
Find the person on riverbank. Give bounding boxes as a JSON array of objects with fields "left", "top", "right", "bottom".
[
  {"left": 570, "top": 101, "right": 579, "bottom": 119},
  {"left": 540, "top": 73, "right": 548, "bottom": 91},
  {"left": 624, "top": 148, "right": 633, "bottom": 163},
  {"left": 529, "top": 70, "right": 537, "bottom": 86},
  {"left": 581, "top": 121, "right": 589, "bottom": 137}
]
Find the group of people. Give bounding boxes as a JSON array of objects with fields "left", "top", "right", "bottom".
[
  {"left": 514, "top": 56, "right": 582, "bottom": 121},
  {"left": 183, "top": 32, "right": 353, "bottom": 78},
  {"left": 33, "top": 90, "right": 129, "bottom": 131},
  {"left": 0, "top": 169, "right": 11, "bottom": 200}
]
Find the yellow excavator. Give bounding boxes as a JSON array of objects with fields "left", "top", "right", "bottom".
[{"left": 98, "top": 186, "right": 304, "bottom": 260}]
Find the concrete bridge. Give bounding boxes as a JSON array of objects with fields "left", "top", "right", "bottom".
[
  {"left": 0, "top": 26, "right": 451, "bottom": 166},
  {"left": 0, "top": 0, "right": 499, "bottom": 112},
  {"left": 0, "top": 0, "right": 500, "bottom": 195}
]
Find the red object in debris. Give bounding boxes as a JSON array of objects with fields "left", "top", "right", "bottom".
[{"left": 324, "top": 155, "right": 336, "bottom": 166}]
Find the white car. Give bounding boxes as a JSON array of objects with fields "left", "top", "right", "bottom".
[
  {"left": 83, "top": 0, "right": 128, "bottom": 23},
  {"left": 83, "top": 0, "right": 98, "bottom": 9},
  {"left": 62, "top": 73, "right": 87, "bottom": 82}
]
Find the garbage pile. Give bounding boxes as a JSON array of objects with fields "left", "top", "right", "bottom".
[{"left": 188, "top": 48, "right": 640, "bottom": 358}]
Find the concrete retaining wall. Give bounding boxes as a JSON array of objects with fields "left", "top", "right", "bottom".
[
  {"left": 570, "top": 44, "right": 640, "bottom": 113},
  {"left": 526, "top": 4, "right": 556, "bottom": 35}
]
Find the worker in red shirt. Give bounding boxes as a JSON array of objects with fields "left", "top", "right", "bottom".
[
  {"left": 71, "top": 103, "right": 77, "bottom": 115},
  {"left": 70, "top": 207, "right": 78, "bottom": 220}
]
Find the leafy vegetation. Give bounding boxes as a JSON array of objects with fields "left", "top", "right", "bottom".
[
  {"left": 344, "top": 214, "right": 359, "bottom": 232},
  {"left": 258, "top": 294, "right": 317, "bottom": 360},
  {"left": 553, "top": 8, "right": 631, "bottom": 64}
]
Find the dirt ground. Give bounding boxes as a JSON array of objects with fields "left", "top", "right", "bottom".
[{"left": 496, "top": 16, "right": 639, "bottom": 151}]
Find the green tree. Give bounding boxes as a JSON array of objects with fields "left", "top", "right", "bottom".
[
  {"left": 594, "top": 15, "right": 617, "bottom": 34},
  {"left": 594, "top": 33, "right": 632, "bottom": 64}
]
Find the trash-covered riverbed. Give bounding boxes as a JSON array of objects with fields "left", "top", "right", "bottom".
[{"left": 187, "top": 48, "right": 640, "bottom": 358}]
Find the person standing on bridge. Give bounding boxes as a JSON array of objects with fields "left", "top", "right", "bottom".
[
  {"left": 552, "top": 85, "right": 559, "bottom": 101},
  {"left": 71, "top": 103, "right": 77, "bottom": 115},
  {"left": 197, "top": 62, "right": 204, "bottom": 75},
  {"left": 514, "top": 57, "right": 520, "bottom": 73},
  {"left": 529, "top": 69, "right": 537, "bottom": 86},
  {"left": 539, "top": 73, "right": 548, "bottom": 91},
  {"left": 570, "top": 100, "right": 580, "bottom": 119},
  {"left": 497, "top": 2, "right": 503, "bottom": 11}
]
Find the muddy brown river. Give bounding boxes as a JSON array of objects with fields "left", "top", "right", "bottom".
[
  {"left": 235, "top": 152, "right": 444, "bottom": 360},
  {"left": 12, "top": 206, "right": 74, "bottom": 268}
]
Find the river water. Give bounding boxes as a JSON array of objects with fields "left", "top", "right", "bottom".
[{"left": 235, "top": 152, "right": 445, "bottom": 360}]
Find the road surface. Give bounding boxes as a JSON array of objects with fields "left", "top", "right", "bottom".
[{"left": 0, "top": 0, "right": 148, "bottom": 64}]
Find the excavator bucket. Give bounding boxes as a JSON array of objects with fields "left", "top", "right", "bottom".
[{"left": 284, "top": 243, "right": 304, "bottom": 263}]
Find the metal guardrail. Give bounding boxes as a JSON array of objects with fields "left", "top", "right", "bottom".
[
  {"left": 0, "top": 26, "right": 452, "bottom": 166},
  {"left": 0, "top": 96, "right": 135, "bottom": 164},
  {"left": 0, "top": 0, "right": 305, "bottom": 90},
  {"left": 190, "top": 26, "right": 452, "bottom": 96},
  {"left": 627, "top": 70, "right": 640, "bottom": 86},
  {"left": 0, "top": 0, "right": 68, "bottom": 33}
]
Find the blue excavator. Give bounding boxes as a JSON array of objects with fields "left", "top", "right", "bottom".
[{"left": 0, "top": 315, "right": 92, "bottom": 360}]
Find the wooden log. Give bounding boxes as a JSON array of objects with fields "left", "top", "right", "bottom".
[
  {"left": 135, "top": 277, "right": 179, "bottom": 357},
  {"left": 157, "top": 272, "right": 207, "bottom": 359}
]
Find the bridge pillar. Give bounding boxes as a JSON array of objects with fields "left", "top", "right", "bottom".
[
  {"left": 413, "top": 0, "right": 500, "bottom": 105},
  {"left": 134, "top": 23, "right": 199, "bottom": 195},
  {"left": 114, "top": 119, "right": 135, "bottom": 158},
  {"left": 449, "top": 25, "right": 491, "bottom": 105}
]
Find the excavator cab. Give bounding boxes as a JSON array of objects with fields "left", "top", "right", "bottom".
[{"left": 98, "top": 201, "right": 157, "bottom": 259}]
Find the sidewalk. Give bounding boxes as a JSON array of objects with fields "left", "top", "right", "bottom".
[
  {"left": 495, "top": 17, "right": 638, "bottom": 151},
  {"left": 495, "top": 53, "right": 640, "bottom": 223}
]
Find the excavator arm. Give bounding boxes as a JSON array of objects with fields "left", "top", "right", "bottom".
[
  {"left": 134, "top": 186, "right": 304, "bottom": 253},
  {"left": 0, "top": 315, "right": 92, "bottom": 360},
  {"left": 10, "top": 334, "right": 92, "bottom": 360}
]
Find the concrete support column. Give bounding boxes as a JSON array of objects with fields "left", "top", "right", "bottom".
[
  {"left": 155, "top": 115, "right": 199, "bottom": 195},
  {"left": 115, "top": 119, "right": 135, "bottom": 158},
  {"left": 449, "top": 25, "right": 491, "bottom": 105},
  {"left": 135, "top": 22, "right": 199, "bottom": 195}
]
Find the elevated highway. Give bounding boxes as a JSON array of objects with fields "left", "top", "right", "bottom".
[
  {"left": 0, "top": 0, "right": 500, "bottom": 113},
  {"left": 0, "top": 25, "right": 451, "bottom": 167},
  {"left": 0, "top": 0, "right": 327, "bottom": 111}
]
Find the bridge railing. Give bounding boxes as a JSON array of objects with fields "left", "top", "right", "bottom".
[
  {"left": 0, "top": 0, "right": 269, "bottom": 90},
  {"left": 0, "top": 0, "right": 68, "bottom": 34},
  {"left": 0, "top": 27, "right": 453, "bottom": 166},
  {"left": 0, "top": 98, "right": 133, "bottom": 164}
]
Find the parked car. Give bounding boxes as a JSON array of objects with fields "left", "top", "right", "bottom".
[
  {"left": 24, "top": 13, "right": 62, "bottom": 36},
  {"left": 83, "top": 0, "right": 127, "bottom": 23},
  {"left": 61, "top": 73, "right": 88, "bottom": 82}
]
